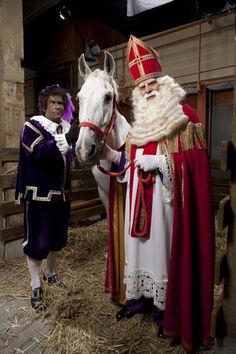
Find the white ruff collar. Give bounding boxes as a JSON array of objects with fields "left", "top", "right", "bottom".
[
  {"left": 130, "top": 75, "right": 189, "bottom": 146},
  {"left": 31, "top": 115, "right": 70, "bottom": 136}
]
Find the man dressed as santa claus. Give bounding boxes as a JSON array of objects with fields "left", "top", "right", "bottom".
[{"left": 102, "top": 35, "right": 215, "bottom": 353}]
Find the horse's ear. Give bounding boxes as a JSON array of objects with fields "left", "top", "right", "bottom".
[
  {"left": 104, "top": 51, "right": 115, "bottom": 77},
  {"left": 79, "top": 53, "right": 92, "bottom": 79}
]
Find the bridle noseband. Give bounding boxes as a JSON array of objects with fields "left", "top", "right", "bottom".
[{"left": 78, "top": 97, "right": 117, "bottom": 142}]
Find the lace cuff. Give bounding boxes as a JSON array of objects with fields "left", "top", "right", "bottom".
[{"left": 158, "top": 154, "right": 173, "bottom": 203}]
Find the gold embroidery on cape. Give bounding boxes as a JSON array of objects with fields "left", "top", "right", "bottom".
[
  {"left": 165, "top": 134, "right": 179, "bottom": 154},
  {"left": 194, "top": 123, "right": 206, "bottom": 149},
  {"left": 158, "top": 141, "right": 166, "bottom": 155},
  {"left": 125, "top": 135, "right": 131, "bottom": 162},
  {"left": 162, "top": 122, "right": 206, "bottom": 155},
  {"left": 180, "top": 122, "right": 194, "bottom": 151}
]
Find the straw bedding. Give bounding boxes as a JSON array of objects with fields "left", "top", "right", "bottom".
[{"left": 0, "top": 219, "right": 214, "bottom": 353}]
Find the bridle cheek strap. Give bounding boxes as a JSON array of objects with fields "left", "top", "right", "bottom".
[{"left": 78, "top": 98, "right": 117, "bottom": 139}]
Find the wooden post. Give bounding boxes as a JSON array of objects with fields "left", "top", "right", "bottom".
[
  {"left": 221, "top": 13, "right": 236, "bottom": 337},
  {"left": 0, "top": 186, "right": 4, "bottom": 258},
  {"left": 0, "top": 0, "right": 25, "bottom": 148}
]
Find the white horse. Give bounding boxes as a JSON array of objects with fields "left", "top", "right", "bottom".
[{"left": 75, "top": 51, "right": 130, "bottom": 213}]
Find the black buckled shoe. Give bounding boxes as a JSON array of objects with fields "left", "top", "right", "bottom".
[
  {"left": 43, "top": 274, "right": 66, "bottom": 288},
  {"left": 31, "top": 287, "right": 45, "bottom": 311},
  {"left": 116, "top": 306, "right": 135, "bottom": 321}
]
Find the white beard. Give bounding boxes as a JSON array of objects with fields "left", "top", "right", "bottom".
[{"left": 130, "top": 75, "right": 189, "bottom": 146}]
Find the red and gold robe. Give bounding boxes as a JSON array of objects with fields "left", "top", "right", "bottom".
[{"left": 106, "top": 104, "right": 215, "bottom": 352}]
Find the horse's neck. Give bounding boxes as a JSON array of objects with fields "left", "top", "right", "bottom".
[{"left": 106, "top": 110, "right": 130, "bottom": 150}]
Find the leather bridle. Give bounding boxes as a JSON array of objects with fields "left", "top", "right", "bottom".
[
  {"left": 78, "top": 97, "right": 117, "bottom": 142},
  {"left": 78, "top": 97, "right": 134, "bottom": 177}
]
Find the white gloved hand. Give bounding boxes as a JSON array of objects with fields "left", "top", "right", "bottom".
[
  {"left": 55, "top": 134, "right": 71, "bottom": 155},
  {"left": 135, "top": 155, "right": 159, "bottom": 172},
  {"left": 98, "top": 144, "right": 122, "bottom": 165}
]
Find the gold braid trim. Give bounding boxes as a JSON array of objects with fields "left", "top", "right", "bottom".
[
  {"left": 160, "top": 134, "right": 179, "bottom": 154},
  {"left": 180, "top": 122, "right": 194, "bottom": 151},
  {"left": 194, "top": 123, "right": 207, "bottom": 149},
  {"left": 162, "top": 122, "right": 206, "bottom": 155},
  {"left": 125, "top": 134, "right": 132, "bottom": 161},
  {"left": 126, "top": 122, "right": 206, "bottom": 158}
]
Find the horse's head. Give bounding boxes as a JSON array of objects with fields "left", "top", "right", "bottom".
[{"left": 76, "top": 51, "right": 118, "bottom": 162}]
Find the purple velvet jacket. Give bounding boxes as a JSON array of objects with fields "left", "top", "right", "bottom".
[{"left": 15, "top": 119, "right": 74, "bottom": 203}]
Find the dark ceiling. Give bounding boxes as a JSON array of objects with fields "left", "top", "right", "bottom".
[
  {"left": 23, "top": 0, "right": 234, "bottom": 70},
  {"left": 77, "top": 0, "right": 233, "bottom": 38},
  {"left": 23, "top": 0, "right": 233, "bottom": 37}
]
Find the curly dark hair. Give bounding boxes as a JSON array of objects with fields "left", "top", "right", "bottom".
[{"left": 38, "top": 84, "right": 68, "bottom": 114}]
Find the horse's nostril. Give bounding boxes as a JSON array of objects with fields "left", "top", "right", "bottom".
[{"left": 88, "top": 145, "right": 96, "bottom": 158}]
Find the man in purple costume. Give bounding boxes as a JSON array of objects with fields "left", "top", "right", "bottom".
[{"left": 15, "top": 85, "right": 79, "bottom": 310}]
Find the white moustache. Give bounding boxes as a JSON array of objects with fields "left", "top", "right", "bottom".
[{"left": 144, "top": 90, "right": 160, "bottom": 100}]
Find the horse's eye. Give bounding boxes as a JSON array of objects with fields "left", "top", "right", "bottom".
[{"left": 104, "top": 94, "right": 112, "bottom": 103}]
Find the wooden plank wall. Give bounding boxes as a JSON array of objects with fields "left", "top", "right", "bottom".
[
  {"left": 80, "top": 13, "right": 235, "bottom": 97},
  {"left": 211, "top": 140, "right": 234, "bottom": 336}
]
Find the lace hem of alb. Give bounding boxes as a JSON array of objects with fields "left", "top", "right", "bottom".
[{"left": 124, "top": 269, "right": 167, "bottom": 310}]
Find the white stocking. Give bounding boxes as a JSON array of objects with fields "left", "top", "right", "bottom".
[
  {"left": 27, "top": 257, "right": 42, "bottom": 290},
  {"left": 45, "top": 251, "right": 59, "bottom": 278}
]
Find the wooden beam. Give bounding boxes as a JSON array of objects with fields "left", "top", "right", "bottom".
[
  {"left": 70, "top": 204, "right": 106, "bottom": 223},
  {"left": 0, "top": 225, "right": 24, "bottom": 243},
  {"left": 0, "top": 175, "right": 17, "bottom": 189},
  {"left": 0, "top": 201, "right": 23, "bottom": 217}
]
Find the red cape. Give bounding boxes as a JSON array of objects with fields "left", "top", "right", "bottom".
[{"left": 163, "top": 104, "right": 215, "bottom": 352}]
